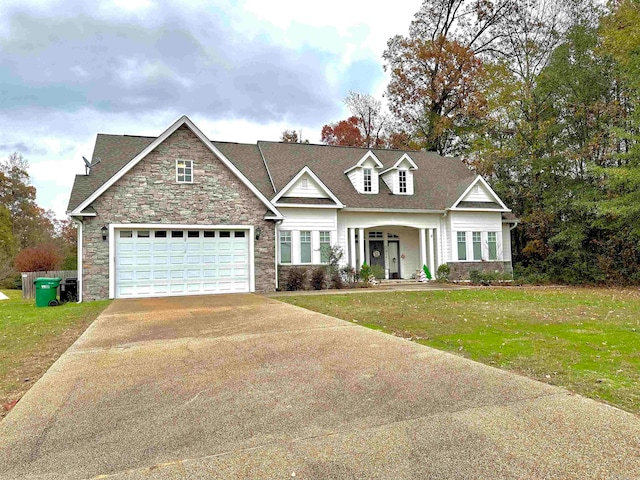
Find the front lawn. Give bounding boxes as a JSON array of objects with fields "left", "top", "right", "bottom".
[
  {"left": 0, "top": 290, "right": 110, "bottom": 418},
  {"left": 279, "top": 287, "right": 640, "bottom": 414}
]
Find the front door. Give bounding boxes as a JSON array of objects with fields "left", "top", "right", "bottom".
[
  {"left": 388, "top": 240, "right": 400, "bottom": 279},
  {"left": 369, "top": 240, "right": 385, "bottom": 270}
]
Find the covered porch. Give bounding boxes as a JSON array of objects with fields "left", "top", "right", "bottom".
[{"left": 344, "top": 226, "right": 438, "bottom": 280}]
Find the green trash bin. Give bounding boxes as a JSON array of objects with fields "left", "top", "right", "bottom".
[{"left": 34, "top": 277, "right": 62, "bottom": 307}]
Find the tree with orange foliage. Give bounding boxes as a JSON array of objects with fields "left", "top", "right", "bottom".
[
  {"left": 14, "top": 245, "right": 62, "bottom": 273},
  {"left": 321, "top": 116, "right": 364, "bottom": 147},
  {"left": 383, "top": 0, "right": 515, "bottom": 154}
]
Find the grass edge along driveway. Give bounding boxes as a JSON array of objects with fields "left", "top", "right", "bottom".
[
  {"left": 279, "top": 287, "right": 640, "bottom": 414},
  {"left": 0, "top": 290, "right": 110, "bottom": 418}
]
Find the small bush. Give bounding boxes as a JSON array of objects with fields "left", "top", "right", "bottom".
[
  {"left": 340, "top": 265, "right": 357, "bottom": 285},
  {"left": 285, "top": 267, "right": 307, "bottom": 291},
  {"left": 370, "top": 264, "right": 385, "bottom": 279},
  {"left": 469, "top": 270, "right": 513, "bottom": 286},
  {"left": 14, "top": 245, "right": 62, "bottom": 272},
  {"left": 359, "top": 262, "right": 371, "bottom": 281},
  {"left": 310, "top": 266, "right": 327, "bottom": 290},
  {"left": 436, "top": 264, "right": 450, "bottom": 282}
]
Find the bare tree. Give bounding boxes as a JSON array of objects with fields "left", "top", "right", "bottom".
[{"left": 344, "top": 91, "right": 388, "bottom": 148}]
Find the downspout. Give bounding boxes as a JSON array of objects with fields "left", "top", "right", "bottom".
[
  {"left": 73, "top": 217, "right": 83, "bottom": 303},
  {"left": 274, "top": 219, "right": 283, "bottom": 290}
]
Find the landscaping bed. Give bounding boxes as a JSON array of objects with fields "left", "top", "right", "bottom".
[
  {"left": 280, "top": 286, "right": 640, "bottom": 414},
  {"left": 0, "top": 290, "right": 110, "bottom": 418}
]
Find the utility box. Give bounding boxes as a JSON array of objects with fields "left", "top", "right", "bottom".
[
  {"left": 34, "top": 277, "right": 62, "bottom": 307},
  {"left": 60, "top": 277, "right": 78, "bottom": 303}
]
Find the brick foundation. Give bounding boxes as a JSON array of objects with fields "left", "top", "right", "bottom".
[{"left": 447, "top": 261, "right": 513, "bottom": 281}]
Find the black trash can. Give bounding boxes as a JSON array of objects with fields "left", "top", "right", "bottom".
[{"left": 60, "top": 277, "right": 78, "bottom": 303}]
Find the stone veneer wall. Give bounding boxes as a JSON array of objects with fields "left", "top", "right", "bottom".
[
  {"left": 447, "top": 261, "right": 513, "bottom": 281},
  {"left": 81, "top": 125, "right": 276, "bottom": 301}
]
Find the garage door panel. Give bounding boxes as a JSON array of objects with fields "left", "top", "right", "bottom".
[{"left": 115, "top": 228, "right": 251, "bottom": 298}]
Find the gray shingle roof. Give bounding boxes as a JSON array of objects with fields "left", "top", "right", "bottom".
[{"left": 67, "top": 133, "right": 483, "bottom": 212}]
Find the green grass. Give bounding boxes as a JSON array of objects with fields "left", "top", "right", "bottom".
[
  {"left": 279, "top": 287, "right": 640, "bottom": 414},
  {"left": 0, "top": 290, "right": 110, "bottom": 413}
]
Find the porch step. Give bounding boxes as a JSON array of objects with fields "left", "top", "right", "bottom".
[{"left": 378, "top": 279, "right": 424, "bottom": 285}]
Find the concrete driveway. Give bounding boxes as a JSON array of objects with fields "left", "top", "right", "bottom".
[{"left": 1, "top": 294, "right": 639, "bottom": 479}]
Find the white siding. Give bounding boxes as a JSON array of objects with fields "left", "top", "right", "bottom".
[
  {"left": 380, "top": 169, "right": 414, "bottom": 195},
  {"left": 286, "top": 174, "right": 328, "bottom": 198},
  {"left": 347, "top": 169, "right": 360, "bottom": 192},
  {"left": 278, "top": 208, "right": 338, "bottom": 265},
  {"left": 381, "top": 171, "right": 394, "bottom": 192},
  {"left": 449, "top": 211, "right": 504, "bottom": 261},
  {"left": 347, "top": 158, "right": 379, "bottom": 194},
  {"left": 502, "top": 224, "right": 512, "bottom": 261},
  {"left": 461, "top": 183, "right": 494, "bottom": 203}
]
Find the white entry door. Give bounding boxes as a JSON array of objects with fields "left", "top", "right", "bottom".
[{"left": 115, "top": 228, "right": 250, "bottom": 298}]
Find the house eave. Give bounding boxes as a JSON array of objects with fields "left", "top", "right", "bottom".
[{"left": 342, "top": 207, "right": 446, "bottom": 214}]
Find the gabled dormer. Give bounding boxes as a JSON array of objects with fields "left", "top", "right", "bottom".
[
  {"left": 451, "top": 176, "right": 509, "bottom": 210},
  {"left": 379, "top": 153, "right": 418, "bottom": 195},
  {"left": 272, "top": 166, "right": 344, "bottom": 208},
  {"left": 344, "top": 151, "right": 383, "bottom": 194}
]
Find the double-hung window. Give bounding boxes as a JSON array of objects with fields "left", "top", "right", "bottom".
[
  {"left": 300, "top": 231, "right": 312, "bottom": 263},
  {"left": 280, "top": 231, "right": 292, "bottom": 264},
  {"left": 319, "top": 231, "right": 331, "bottom": 263},
  {"left": 398, "top": 170, "right": 407, "bottom": 193},
  {"left": 363, "top": 168, "right": 372, "bottom": 192},
  {"left": 472, "top": 232, "right": 482, "bottom": 260},
  {"left": 488, "top": 232, "right": 498, "bottom": 260},
  {"left": 457, "top": 232, "right": 467, "bottom": 261},
  {"left": 176, "top": 160, "right": 193, "bottom": 183}
]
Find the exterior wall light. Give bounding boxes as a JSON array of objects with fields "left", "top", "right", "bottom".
[
  {"left": 101, "top": 226, "right": 108, "bottom": 241},
  {"left": 255, "top": 227, "right": 262, "bottom": 241}
]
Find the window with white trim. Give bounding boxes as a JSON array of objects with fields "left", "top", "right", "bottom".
[
  {"left": 300, "top": 231, "right": 312, "bottom": 263},
  {"left": 488, "top": 232, "right": 498, "bottom": 260},
  {"left": 176, "top": 160, "right": 193, "bottom": 183},
  {"left": 368, "top": 231, "right": 383, "bottom": 238},
  {"left": 363, "top": 168, "right": 372, "bottom": 192},
  {"left": 457, "top": 232, "right": 467, "bottom": 261},
  {"left": 280, "top": 231, "right": 291, "bottom": 264},
  {"left": 398, "top": 170, "right": 407, "bottom": 193},
  {"left": 472, "top": 232, "right": 482, "bottom": 260},
  {"left": 320, "top": 231, "right": 331, "bottom": 264}
]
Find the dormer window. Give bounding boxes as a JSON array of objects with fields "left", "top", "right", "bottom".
[
  {"left": 363, "top": 168, "right": 372, "bottom": 192},
  {"left": 398, "top": 170, "right": 407, "bottom": 193}
]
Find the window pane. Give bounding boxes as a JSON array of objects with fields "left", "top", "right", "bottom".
[
  {"left": 137, "top": 231, "right": 150, "bottom": 238},
  {"left": 219, "top": 231, "right": 231, "bottom": 238},
  {"left": 171, "top": 231, "right": 184, "bottom": 238},
  {"left": 457, "top": 232, "right": 467, "bottom": 260},
  {"left": 234, "top": 231, "right": 245, "bottom": 238},
  {"left": 399, "top": 170, "right": 407, "bottom": 193},
  {"left": 488, "top": 232, "right": 497, "bottom": 260},
  {"left": 300, "top": 231, "right": 311, "bottom": 263},
  {"left": 473, "top": 231, "right": 482, "bottom": 260},
  {"left": 203, "top": 231, "right": 216, "bottom": 238},
  {"left": 363, "top": 168, "right": 372, "bottom": 192},
  {"left": 155, "top": 231, "right": 167, "bottom": 238},
  {"left": 188, "top": 231, "right": 200, "bottom": 238},
  {"left": 119, "top": 230, "right": 132, "bottom": 238},
  {"left": 280, "top": 231, "right": 291, "bottom": 264}
]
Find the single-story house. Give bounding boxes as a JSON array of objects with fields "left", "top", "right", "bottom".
[{"left": 67, "top": 116, "right": 517, "bottom": 301}]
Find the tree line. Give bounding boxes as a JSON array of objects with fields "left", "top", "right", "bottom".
[
  {"left": 283, "top": 0, "right": 640, "bottom": 284},
  {"left": 0, "top": 153, "right": 76, "bottom": 287}
]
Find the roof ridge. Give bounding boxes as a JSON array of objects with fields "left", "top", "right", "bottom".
[{"left": 257, "top": 140, "right": 428, "bottom": 153}]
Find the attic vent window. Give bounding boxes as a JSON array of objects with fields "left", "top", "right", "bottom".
[
  {"left": 363, "top": 168, "right": 372, "bottom": 193},
  {"left": 301, "top": 178, "right": 309, "bottom": 189},
  {"left": 176, "top": 160, "right": 193, "bottom": 183},
  {"left": 398, "top": 170, "right": 407, "bottom": 193}
]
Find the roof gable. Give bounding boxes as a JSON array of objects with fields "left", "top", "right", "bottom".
[
  {"left": 273, "top": 166, "right": 344, "bottom": 208},
  {"left": 69, "top": 116, "right": 282, "bottom": 219},
  {"left": 451, "top": 176, "right": 509, "bottom": 210}
]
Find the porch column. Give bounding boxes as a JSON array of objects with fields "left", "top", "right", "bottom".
[
  {"left": 428, "top": 229, "right": 435, "bottom": 277},
  {"left": 349, "top": 228, "right": 357, "bottom": 269},
  {"left": 358, "top": 228, "right": 365, "bottom": 270},
  {"left": 419, "top": 228, "right": 427, "bottom": 269}
]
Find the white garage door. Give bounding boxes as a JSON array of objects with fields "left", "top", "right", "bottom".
[{"left": 115, "top": 228, "right": 250, "bottom": 298}]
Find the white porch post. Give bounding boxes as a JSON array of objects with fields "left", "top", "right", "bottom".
[
  {"left": 349, "top": 228, "right": 357, "bottom": 269},
  {"left": 419, "top": 228, "right": 427, "bottom": 269},
  {"left": 428, "top": 229, "right": 435, "bottom": 277},
  {"left": 358, "top": 228, "right": 365, "bottom": 270}
]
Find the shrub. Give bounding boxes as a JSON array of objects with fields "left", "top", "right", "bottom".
[
  {"left": 469, "top": 269, "right": 513, "bottom": 286},
  {"left": 310, "top": 266, "right": 327, "bottom": 290},
  {"left": 359, "top": 262, "right": 371, "bottom": 281},
  {"left": 436, "top": 263, "right": 450, "bottom": 282},
  {"left": 285, "top": 267, "right": 307, "bottom": 291},
  {"left": 340, "top": 265, "right": 358, "bottom": 286},
  {"left": 370, "top": 264, "right": 385, "bottom": 279},
  {"left": 14, "top": 245, "right": 62, "bottom": 272}
]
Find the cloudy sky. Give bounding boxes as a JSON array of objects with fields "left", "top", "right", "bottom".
[{"left": 0, "top": 0, "right": 421, "bottom": 218}]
